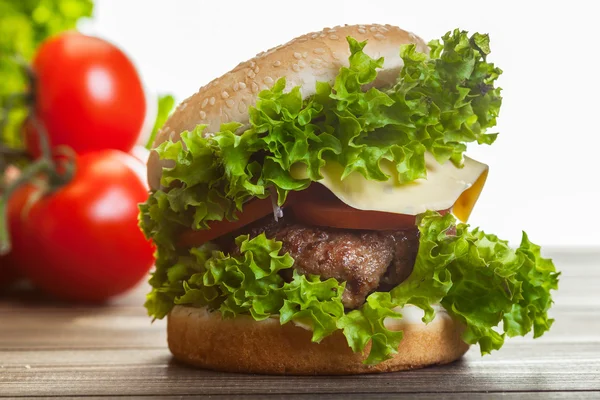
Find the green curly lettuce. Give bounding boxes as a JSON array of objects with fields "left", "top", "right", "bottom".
[
  {"left": 338, "top": 211, "right": 559, "bottom": 364},
  {"left": 145, "top": 212, "right": 558, "bottom": 364},
  {"left": 139, "top": 29, "right": 503, "bottom": 249},
  {"left": 146, "top": 233, "right": 347, "bottom": 342}
]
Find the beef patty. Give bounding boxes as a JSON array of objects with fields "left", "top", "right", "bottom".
[{"left": 219, "top": 213, "right": 419, "bottom": 309}]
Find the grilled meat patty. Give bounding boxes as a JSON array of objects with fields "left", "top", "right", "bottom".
[{"left": 220, "top": 213, "right": 419, "bottom": 309}]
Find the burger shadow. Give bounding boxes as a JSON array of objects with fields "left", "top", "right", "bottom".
[{"left": 161, "top": 355, "right": 474, "bottom": 395}]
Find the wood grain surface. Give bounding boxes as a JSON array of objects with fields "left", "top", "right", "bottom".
[{"left": 0, "top": 249, "right": 598, "bottom": 398}]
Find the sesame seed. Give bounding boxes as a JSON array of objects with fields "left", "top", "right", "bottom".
[
  {"left": 251, "top": 82, "right": 259, "bottom": 93},
  {"left": 370, "top": 26, "right": 377, "bottom": 32},
  {"left": 199, "top": 110, "right": 207, "bottom": 119},
  {"left": 329, "top": 34, "right": 339, "bottom": 40},
  {"left": 273, "top": 60, "right": 281, "bottom": 67},
  {"left": 201, "top": 98, "right": 209, "bottom": 108},
  {"left": 264, "top": 76, "right": 274, "bottom": 84},
  {"left": 313, "top": 48, "right": 325, "bottom": 55},
  {"left": 254, "top": 66, "right": 260, "bottom": 73},
  {"left": 209, "top": 97, "right": 216, "bottom": 105},
  {"left": 292, "top": 63, "right": 300, "bottom": 72},
  {"left": 374, "top": 33, "right": 385, "bottom": 40},
  {"left": 247, "top": 70, "right": 256, "bottom": 78},
  {"left": 239, "top": 82, "right": 247, "bottom": 89},
  {"left": 298, "top": 60, "right": 306, "bottom": 68},
  {"left": 358, "top": 28, "right": 366, "bottom": 34},
  {"left": 233, "top": 83, "right": 240, "bottom": 91},
  {"left": 302, "top": 51, "right": 308, "bottom": 58},
  {"left": 319, "top": 33, "right": 326, "bottom": 38},
  {"left": 293, "top": 52, "right": 302, "bottom": 59},
  {"left": 311, "top": 34, "right": 318, "bottom": 39},
  {"left": 221, "top": 91, "right": 229, "bottom": 99},
  {"left": 250, "top": 61, "right": 256, "bottom": 68},
  {"left": 226, "top": 99, "right": 235, "bottom": 108},
  {"left": 238, "top": 100, "right": 246, "bottom": 113},
  {"left": 332, "top": 52, "right": 340, "bottom": 60}
]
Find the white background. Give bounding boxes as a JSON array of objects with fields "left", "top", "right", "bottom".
[{"left": 80, "top": 0, "right": 600, "bottom": 248}]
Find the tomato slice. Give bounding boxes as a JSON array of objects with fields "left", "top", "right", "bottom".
[
  {"left": 178, "top": 183, "right": 448, "bottom": 248},
  {"left": 291, "top": 184, "right": 419, "bottom": 230},
  {"left": 178, "top": 196, "right": 292, "bottom": 247}
]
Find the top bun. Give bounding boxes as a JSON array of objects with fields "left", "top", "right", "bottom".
[{"left": 148, "top": 24, "right": 428, "bottom": 190}]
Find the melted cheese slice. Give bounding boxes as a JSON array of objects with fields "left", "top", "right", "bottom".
[{"left": 291, "top": 153, "right": 488, "bottom": 222}]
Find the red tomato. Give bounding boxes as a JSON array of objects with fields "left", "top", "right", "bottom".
[
  {"left": 0, "top": 262, "right": 17, "bottom": 289},
  {"left": 0, "top": 257, "right": 19, "bottom": 289},
  {"left": 178, "top": 197, "right": 281, "bottom": 248},
  {"left": 11, "top": 150, "right": 154, "bottom": 302},
  {"left": 292, "top": 184, "right": 419, "bottom": 230},
  {"left": 29, "top": 32, "right": 146, "bottom": 156},
  {"left": 0, "top": 184, "right": 32, "bottom": 289}
]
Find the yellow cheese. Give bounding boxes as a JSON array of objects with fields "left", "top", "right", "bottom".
[{"left": 290, "top": 153, "right": 488, "bottom": 222}]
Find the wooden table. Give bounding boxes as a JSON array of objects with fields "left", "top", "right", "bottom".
[{"left": 1, "top": 249, "right": 598, "bottom": 398}]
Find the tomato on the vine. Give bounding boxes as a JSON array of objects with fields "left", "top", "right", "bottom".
[
  {"left": 0, "top": 182, "right": 31, "bottom": 290},
  {"left": 0, "top": 257, "right": 19, "bottom": 289},
  {"left": 28, "top": 32, "right": 146, "bottom": 156},
  {"left": 9, "top": 150, "right": 154, "bottom": 302}
]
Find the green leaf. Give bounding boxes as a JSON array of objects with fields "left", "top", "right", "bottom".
[
  {"left": 280, "top": 272, "right": 345, "bottom": 343},
  {"left": 146, "top": 94, "right": 176, "bottom": 150},
  {"left": 338, "top": 292, "right": 404, "bottom": 364},
  {"left": 145, "top": 234, "right": 294, "bottom": 320}
]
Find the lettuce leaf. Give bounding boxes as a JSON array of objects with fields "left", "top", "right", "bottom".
[
  {"left": 337, "top": 211, "right": 559, "bottom": 363},
  {"left": 140, "top": 29, "right": 502, "bottom": 248},
  {"left": 280, "top": 271, "right": 346, "bottom": 343},
  {"left": 146, "top": 94, "right": 176, "bottom": 150}
]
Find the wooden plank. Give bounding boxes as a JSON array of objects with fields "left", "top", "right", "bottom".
[
  {"left": 1, "top": 341, "right": 599, "bottom": 396},
  {"left": 0, "top": 362, "right": 598, "bottom": 396},
  {"left": 8, "top": 394, "right": 600, "bottom": 400}
]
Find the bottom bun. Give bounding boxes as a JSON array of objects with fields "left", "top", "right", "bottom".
[{"left": 167, "top": 305, "right": 469, "bottom": 375}]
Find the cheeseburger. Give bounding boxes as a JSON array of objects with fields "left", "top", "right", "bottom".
[{"left": 140, "top": 24, "right": 559, "bottom": 374}]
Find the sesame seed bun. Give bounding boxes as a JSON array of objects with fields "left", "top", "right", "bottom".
[
  {"left": 147, "top": 24, "right": 429, "bottom": 190},
  {"left": 168, "top": 305, "right": 469, "bottom": 375}
]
